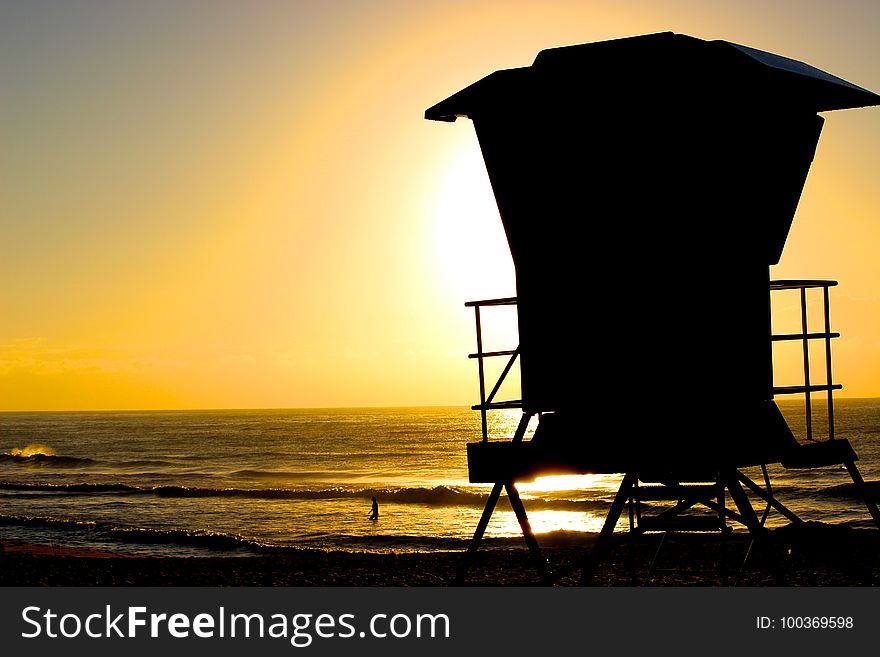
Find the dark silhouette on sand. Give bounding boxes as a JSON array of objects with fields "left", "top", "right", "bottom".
[{"left": 426, "top": 32, "right": 880, "bottom": 585}]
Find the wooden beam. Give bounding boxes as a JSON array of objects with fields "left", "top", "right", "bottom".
[
  {"left": 736, "top": 470, "right": 803, "bottom": 525},
  {"left": 456, "top": 414, "right": 534, "bottom": 584},
  {"left": 844, "top": 460, "right": 880, "bottom": 529},
  {"left": 506, "top": 482, "right": 550, "bottom": 585},
  {"left": 580, "top": 472, "right": 636, "bottom": 585},
  {"left": 724, "top": 471, "right": 788, "bottom": 585},
  {"left": 455, "top": 482, "right": 503, "bottom": 585}
]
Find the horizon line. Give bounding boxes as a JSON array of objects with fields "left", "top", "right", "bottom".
[
  {"left": 0, "top": 403, "right": 474, "bottom": 414},
  {"left": 3, "top": 397, "right": 880, "bottom": 414}
]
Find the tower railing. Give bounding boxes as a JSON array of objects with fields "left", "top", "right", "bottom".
[
  {"left": 769, "top": 279, "right": 841, "bottom": 442},
  {"left": 467, "top": 281, "right": 841, "bottom": 445},
  {"left": 464, "top": 297, "right": 520, "bottom": 442}
]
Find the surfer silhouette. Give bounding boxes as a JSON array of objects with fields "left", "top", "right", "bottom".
[{"left": 368, "top": 496, "right": 379, "bottom": 521}]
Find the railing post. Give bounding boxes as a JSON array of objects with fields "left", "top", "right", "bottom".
[
  {"left": 800, "top": 287, "right": 813, "bottom": 441},
  {"left": 474, "top": 305, "right": 488, "bottom": 442},
  {"left": 823, "top": 285, "right": 835, "bottom": 440}
]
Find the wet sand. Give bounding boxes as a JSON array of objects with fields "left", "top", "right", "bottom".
[{"left": 1, "top": 523, "right": 878, "bottom": 586}]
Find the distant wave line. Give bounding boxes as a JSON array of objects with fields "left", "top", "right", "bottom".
[
  {"left": 0, "top": 513, "right": 268, "bottom": 553},
  {"left": 819, "top": 481, "right": 880, "bottom": 499},
  {"left": 0, "top": 513, "right": 605, "bottom": 554},
  {"left": 0, "top": 481, "right": 614, "bottom": 510},
  {"left": 0, "top": 453, "right": 96, "bottom": 467},
  {"left": 232, "top": 469, "right": 360, "bottom": 480}
]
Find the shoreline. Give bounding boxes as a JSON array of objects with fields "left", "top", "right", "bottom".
[{"left": 2, "top": 523, "right": 878, "bottom": 586}]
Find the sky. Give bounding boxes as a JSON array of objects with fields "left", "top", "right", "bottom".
[{"left": 2, "top": 0, "right": 880, "bottom": 411}]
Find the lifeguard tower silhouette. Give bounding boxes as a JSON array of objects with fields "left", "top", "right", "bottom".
[{"left": 426, "top": 32, "right": 880, "bottom": 584}]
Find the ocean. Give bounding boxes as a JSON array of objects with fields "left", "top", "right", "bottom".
[{"left": 1, "top": 401, "right": 878, "bottom": 557}]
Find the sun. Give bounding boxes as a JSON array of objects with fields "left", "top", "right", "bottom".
[{"left": 431, "top": 141, "right": 516, "bottom": 305}]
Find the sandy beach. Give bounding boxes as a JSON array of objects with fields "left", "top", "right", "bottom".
[{"left": 1, "top": 523, "right": 878, "bottom": 586}]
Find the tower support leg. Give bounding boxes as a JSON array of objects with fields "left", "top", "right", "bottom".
[
  {"left": 844, "top": 460, "right": 880, "bottom": 529},
  {"left": 506, "top": 482, "right": 550, "bottom": 585},
  {"left": 456, "top": 482, "right": 503, "bottom": 585},
  {"left": 456, "top": 412, "right": 535, "bottom": 585},
  {"left": 736, "top": 470, "right": 803, "bottom": 525},
  {"left": 579, "top": 472, "right": 637, "bottom": 585},
  {"left": 724, "top": 470, "right": 788, "bottom": 585}
]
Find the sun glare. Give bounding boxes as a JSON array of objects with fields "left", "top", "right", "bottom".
[
  {"left": 431, "top": 142, "right": 516, "bottom": 305},
  {"left": 488, "top": 509, "right": 612, "bottom": 536},
  {"left": 518, "top": 473, "right": 623, "bottom": 495}
]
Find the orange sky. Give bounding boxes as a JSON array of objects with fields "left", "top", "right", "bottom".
[{"left": 2, "top": 0, "right": 879, "bottom": 410}]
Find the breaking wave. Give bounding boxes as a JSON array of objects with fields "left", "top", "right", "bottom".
[
  {"left": 0, "top": 445, "right": 96, "bottom": 467},
  {"left": 0, "top": 513, "right": 598, "bottom": 554},
  {"left": 0, "top": 513, "right": 267, "bottom": 553},
  {"left": 0, "top": 481, "right": 611, "bottom": 511}
]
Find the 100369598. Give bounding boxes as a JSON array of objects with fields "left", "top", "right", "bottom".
[{"left": 757, "top": 616, "right": 854, "bottom": 630}]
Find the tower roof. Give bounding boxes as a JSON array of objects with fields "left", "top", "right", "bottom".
[{"left": 426, "top": 32, "right": 879, "bottom": 121}]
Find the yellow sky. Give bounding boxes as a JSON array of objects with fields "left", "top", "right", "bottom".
[{"left": 2, "top": 0, "right": 879, "bottom": 410}]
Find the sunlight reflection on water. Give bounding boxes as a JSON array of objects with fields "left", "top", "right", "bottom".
[{"left": 485, "top": 509, "right": 611, "bottom": 537}]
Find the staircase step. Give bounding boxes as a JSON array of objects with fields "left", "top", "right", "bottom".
[{"left": 781, "top": 439, "right": 858, "bottom": 468}]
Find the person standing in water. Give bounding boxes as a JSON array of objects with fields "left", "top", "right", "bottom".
[{"left": 368, "top": 496, "right": 379, "bottom": 521}]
